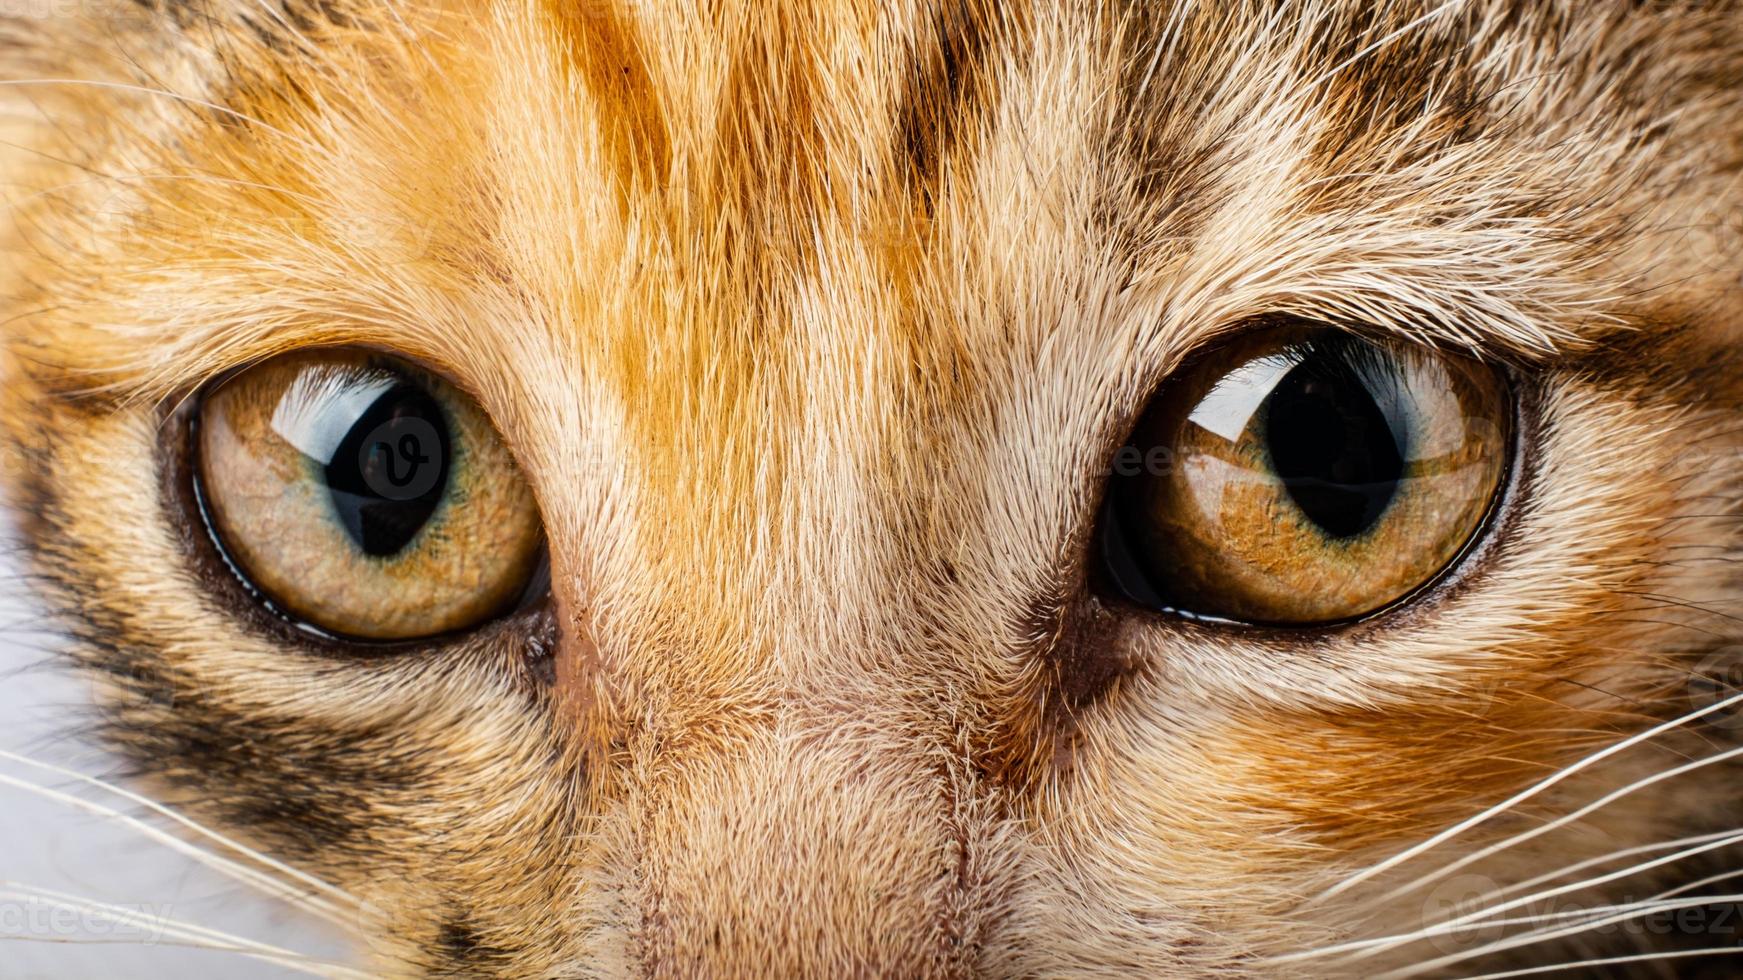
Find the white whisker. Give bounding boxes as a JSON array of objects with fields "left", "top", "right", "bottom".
[
  {"left": 1370, "top": 742, "right": 1743, "bottom": 910},
  {"left": 0, "top": 750, "right": 358, "bottom": 912},
  {"left": 1491, "top": 828, "right": 1743, "bottom": 908},
  {"left": 3, "top": 935, "right": 307, "bottom": 949},
  {"left": 1327, "top": 896, "right": 1736, "bottom": 937},
  {"left": 1275, "top": 828, "right": 1743, "bottom": 964},
  {"left": 1379, "top": 891, "right": 1743, "bottom": 978},
  {"left": 1653, "top": 866, "right": 1743, "bottom": 902},
  {"left": 1449, "top": 945, "right": 1743, "bottom": 980},
  {"left": 1312, "top": 689, "right": 1743, "bottom": 905},
  {"left": 0, "top": 771, "right": 353, "bottom": 928}
]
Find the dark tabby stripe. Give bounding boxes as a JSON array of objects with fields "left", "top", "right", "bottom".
[
  {"left": 895, "top": 1, "right": 1023, "bottom": 214},
  {"left": 543, "top": 0, "right": 672, "bottom": 197}
]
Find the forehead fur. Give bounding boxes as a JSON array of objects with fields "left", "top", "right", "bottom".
[
  {"left": 1, "top": 1, "right": 1740, "bottom": 976},
  {"left": 7, "top": 0, "right": 1738, "bottom": 612}
]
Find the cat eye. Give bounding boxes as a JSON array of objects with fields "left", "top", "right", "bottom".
[
  {"left": 1096, "top": 324, "right": 1510, "bottom": 625},
  {"left": 192, "top": 350, "right": 546, "bottom": 641}
]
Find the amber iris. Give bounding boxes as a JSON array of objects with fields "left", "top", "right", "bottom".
[
  {"left": 1098, "top": 325, "right": 1509, "bottom": 625},
  {"left": 195, "top": 351, "right": 544, "bottom": 640}
]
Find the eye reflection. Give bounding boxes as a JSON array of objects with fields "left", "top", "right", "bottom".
[
  {"left": 266, "top": 365, "right": 455, "bottom": 556},
  {"left": 1098, "top": 325, "right": 1509, "bottom": 625}
]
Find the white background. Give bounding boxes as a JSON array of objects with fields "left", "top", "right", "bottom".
[{"left": 0, "top": 519, "right": 355, "bottom": 977}]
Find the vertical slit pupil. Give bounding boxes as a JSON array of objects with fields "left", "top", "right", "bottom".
[
  {"left": 325, "top": 383, "right": 452, "bottom": 557},
  {"left": 1263, "top": 352, "right": 1405, "bottom": 539}
]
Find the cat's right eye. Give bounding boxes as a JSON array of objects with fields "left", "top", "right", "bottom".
[{"left": 192, "top": 350, "right": 547, "bottom": 641}]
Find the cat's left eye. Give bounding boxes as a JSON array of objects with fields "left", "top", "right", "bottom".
[
  {"left": 1095, "top": 323, "right": 1511, "bottom": 626},
  {"left": 192, "top": 350, "right": 546, "bottom": 641}
]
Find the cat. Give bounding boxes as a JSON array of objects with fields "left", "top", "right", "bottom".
[{"left": 1, "top": 1, "right": 1740, "bottom": 976}]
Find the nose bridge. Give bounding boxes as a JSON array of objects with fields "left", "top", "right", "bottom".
[
  {"left": 555, "top": 523, "right": 1014, "bottom": 971},
  {"left": 603, "top": 710, "right": 1000, "bottom": 978},
  {"left": 543, "top": 451, "right": 1010, "bottom": 973},
  {"left": 533, "top": 222, "right": 1014, "bottom": 965},
  {"left": 544, "top": 352, "right": 922, "bottom": 741}
]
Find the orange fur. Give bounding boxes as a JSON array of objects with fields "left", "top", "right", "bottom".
[{"left": 1, "top": 2, "right": 1740, "bottom": 976}]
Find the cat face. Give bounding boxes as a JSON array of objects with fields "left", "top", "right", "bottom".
[{"left": 2, "top": 1, "right": 1740, "bottom": 976}]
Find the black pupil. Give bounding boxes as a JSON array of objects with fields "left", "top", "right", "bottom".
[
  {"left": 324, "top": 383, "right": 452, "bottom": 557},
  {"left": 1263, "top": 351, "right": 1406, "bottom": 539}
]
